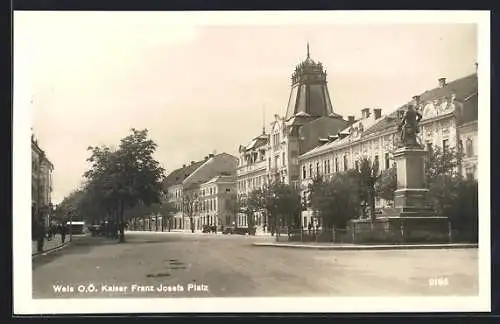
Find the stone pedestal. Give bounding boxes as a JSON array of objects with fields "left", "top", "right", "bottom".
[{"left": 380, "top": 146, "right": 450, "bottom": 243}]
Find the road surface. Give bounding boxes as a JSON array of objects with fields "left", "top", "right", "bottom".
[{"left": 32, "top": 231, "right": 479, "bottom": 298}]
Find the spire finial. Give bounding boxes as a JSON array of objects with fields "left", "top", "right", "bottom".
[
  {"left": 307, "top": 42, "right": 310, "bottom": 59},
  {"left": 262, "top": 104, "right": 266, "bottom": 134}
]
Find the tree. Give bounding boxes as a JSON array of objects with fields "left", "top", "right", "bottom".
[
  {"left": 182, "top": 191, "right": 197, "bottom": 233},
  {"left": 224, "top": 192, "right": 242, "bottom": 228},
  {"left": 240, "top": 188, "right": 267, "bottom": 234},
  {"left": 375, "top": 166, "right": 397, "bottom": 204},
  {"left": 157, "top": 200, "right": 177, "bottom": 232},
  {"left": 83, "top": 128, "right": 165, "bottom": 242},
  {"left": 425, "top": 144, "right": 463, "bottom": 185},
  {"left": 356, "top": 157, "right": 381, "bottom": 223},
  {"left": 262, "top": 181, "right": 302, "bottom": 237},
  {"left": 309, "top": 172, "right": 361, "bottom": 232}
]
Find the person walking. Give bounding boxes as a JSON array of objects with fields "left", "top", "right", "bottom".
[{"left": 60, "top": 223, "right": 66, "bottom": 244}]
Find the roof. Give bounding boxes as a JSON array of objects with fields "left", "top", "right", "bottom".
[
  {"left": 300, "top": 73, "right": 478, "bottom": 160},
  {"left": 202, "top": 174, "right": 236, "bottom": 185},
  {"left": 242, "top": 134, "right": 269, "bottom": 152},
  {"left": 298, "top": 116, "right": 349, "bottom": 154},
  {"left": 163, "top": 160, "right": 205, "bottom": 190},
  {"left": 302, "top": 112, "right": 382, "bottom": 158},
  {"left": 457, "top": 92, "right": 478, "bottom": 125},
  {"left": 363, "top": 73, "right": 478, "bottom": 137}
]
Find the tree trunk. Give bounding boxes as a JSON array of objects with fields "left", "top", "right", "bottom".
[
  {"left": 119, "top": 200, "right": 125, "bottom": 243},
  {"left": 155, "top": 214, "right": 159, "bottom": 231}
]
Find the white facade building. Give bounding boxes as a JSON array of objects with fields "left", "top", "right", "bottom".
[{"left": 298, "top": 73, "right": 479, "bottom": 228}]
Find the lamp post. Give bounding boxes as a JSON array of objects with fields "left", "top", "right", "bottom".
[{"left": 69, "top": 209, "right": 73, "bottom": 242}]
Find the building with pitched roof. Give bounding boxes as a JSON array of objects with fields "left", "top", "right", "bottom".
[
  {"left": 31, "top": 134, "right": 54, "bottom": 229},
  {"left": 163, "top": 152, "right": 238, "bottom": 231},
  {"left": 236, "top": 45, "right": 350, "bottom": 232},
  {"left": 298, "top": 72, "right": 479, "bottom": 228}
]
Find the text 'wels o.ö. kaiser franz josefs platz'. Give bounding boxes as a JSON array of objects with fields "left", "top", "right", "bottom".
[{"left": 162, "top": 44, "right": 478, "bottom": 234}]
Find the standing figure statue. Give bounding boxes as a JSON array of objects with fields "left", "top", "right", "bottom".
[{"left": 398, "top": 104, "right": 423, "bottom": 147}]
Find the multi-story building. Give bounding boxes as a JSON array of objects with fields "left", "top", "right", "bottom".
[
  {"left": 236, "top": 46, "right": 350, "bottom": 231},
  {"left": 298, "top": 72, "right": 479, "bottom": 228},
  {"left": 31, "top": 134, "right": 54, "bottom": 229},
  {"left": 163, "top": 152, "right": 238, "bottom": 231},
  {"left": 199, "top": 175, "right": 237, "bottom": 229}
]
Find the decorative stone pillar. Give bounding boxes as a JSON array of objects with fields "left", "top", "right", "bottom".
[{"left": 393, "top": 147, "right": 431, "bottom": 209}]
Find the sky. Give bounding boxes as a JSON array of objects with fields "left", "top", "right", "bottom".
[{"left": 14, "top": 12, "right": 478, "bottom": 204}]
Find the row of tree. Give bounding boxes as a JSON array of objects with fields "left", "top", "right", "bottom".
[
  {"left": 57, "top": 129, "right": 171, "bottom": 242},
  {"left": 306, "top": 144, "right": 478, "bottom": 241},
  {"left": 59, "top": 127, "right": 477, "bottom": 243},
  {"left": 223, "top": 181, "right": 302, "bottom": 237}
]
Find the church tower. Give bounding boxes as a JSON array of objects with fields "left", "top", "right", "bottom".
[{"left": 285, "top": 43, "right": 342, "bottom": 124}]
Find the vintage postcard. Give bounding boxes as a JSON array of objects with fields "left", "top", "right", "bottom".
[{"left": 13, "top": 10, "right": 491, "bottom": 314}]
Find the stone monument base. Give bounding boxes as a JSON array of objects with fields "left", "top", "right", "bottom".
[
  {"left": 394, "top": 188, "right": 432, "bottom": 209},
  {"left": 348, "top": 212, "right": 450, "bottom": 244}
]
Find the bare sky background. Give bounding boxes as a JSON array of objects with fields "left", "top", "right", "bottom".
[{"left": 14, "top": 12, "right": 477, "bottom": 204}]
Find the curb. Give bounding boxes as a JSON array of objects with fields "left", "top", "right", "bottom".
[
  {"left": 252, "top": 242, "right": 478, "bottom": 250},
  {"left": 32, "top": 241, "right": 71, "bottom": 259}
]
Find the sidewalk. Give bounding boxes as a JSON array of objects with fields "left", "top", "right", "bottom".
[
  {"left": 32, "top": 235, "right": 71, "bottom": 256},
  {"left": 252, "top": 241, "right": 478, "bottom": 250}
]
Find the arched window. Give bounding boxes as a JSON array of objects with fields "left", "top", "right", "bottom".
[
  {"left": 343, "top": 155, "right": 348, "bottom": 171},
  {"left": 309, "top": 163, "right": 313, "bottom": 178},
  {"left": 316, "top": 162, "right": 320, "bottom": 176},
  {"left": 302, "top": 166, "right": 307, "bottom": 179}
]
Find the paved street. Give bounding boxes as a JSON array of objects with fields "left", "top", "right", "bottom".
[{"left": 32, "top": 231, "right": 479, "bottom": 298}]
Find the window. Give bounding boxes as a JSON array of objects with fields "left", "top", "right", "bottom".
[
  {"left": 309, "top": 164, "right": 313, "bottom": 178},
  {"left": 268, "top": 157, "right": 271, "bottom": 169},
  {"left": 466, "top": 166, "right": 475, "bottom": 180},
  {"left": 316, "top": 162, "right": 320, "bottom": 176},
  {"left": 354, "top": 160, "right": 359, "bottom": 171},
  {"left": 282, "top": 152, "right": 286, "bottom": 166},
  {"left": 385, "top": 153, "right": 390, "bottom": 170},
  {"left": 343, "top": 155, "right": 348, "bottom": 171},
  {"left": 374, "top": 155, "right": 379, "bottom": 168},
  {"left": 458, "top": 140, "right": 464, "bottom": 154},
  {"left": 426, "top": 142, "right": 433, "bottom": 154},
  {"left": 324, "top": 160, "right": 327, "bottom": 174},
  {"left": 226, "top": 188, "right": 230, "bottom": 192},
  {"left": 302, "top": 166, "right": 307, "bottom": 179},
  {"left": 442, "top": 139, "right": 449, "bottom": 152},
  {"left": 327, "top": 160, "right": 331, "bottom": 174},
  {"left": 466, "top": 138, "right": 473, "bottom": 157},
  {"left": 335, "top": 158, "right": 339, "bottom": 172}
]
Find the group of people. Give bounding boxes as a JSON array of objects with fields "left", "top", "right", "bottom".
[{"left": 47, "top": 223, "right": 68, "bottom": 242}]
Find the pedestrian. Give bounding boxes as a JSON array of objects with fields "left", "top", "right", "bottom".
[
  {"left": 61, "top": 223, "right": 66, "bottom": 244},
  {"left": 36, "top": 221, "right": 45, "bottom": 253}
]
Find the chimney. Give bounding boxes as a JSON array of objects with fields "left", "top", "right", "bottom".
[
  {"left": 204, "top": 156, "right": 208, "bottom": 160},
  {"left": 475, "top": 62, "right": 478, "bottom": 73},
  {"left": 208, "top": 153, "right": 215, "bottom": 158},
  {"left": 373, "top": 108, "right": 382, "bottom": 119},
  {"left": 361, "top": 108, "right": 370, "bottom": 119},
  {"left": 182, "top": 164, "right": 186, "bottom": 168},
  {"left": 412, "top": 95, "right": 421, "bottom": 106},
  {"left": 347, "top": 116, "right": 355, "bottom": 123},
  {"left": 438, "top": 78, "right": 447, "bottom": 88},
  {"left": 190, "top": 161, "right": 195, "bottom": 165}
]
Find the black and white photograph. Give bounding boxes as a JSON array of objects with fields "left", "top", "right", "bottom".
[{"left": 13, "top": 11, "right": 490, "bottom": 314}]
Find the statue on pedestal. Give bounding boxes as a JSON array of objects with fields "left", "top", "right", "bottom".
[{"left": 398, "top": 104, "right": 423, "bottom": 148}]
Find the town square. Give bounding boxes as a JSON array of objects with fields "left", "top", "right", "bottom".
[{"left": 14, "top": 11, "right": 489, "bottom": 313}]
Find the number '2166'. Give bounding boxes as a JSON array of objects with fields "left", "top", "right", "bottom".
[{"left": 428, "top": 277, "right": 449, "bottom": 287}]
